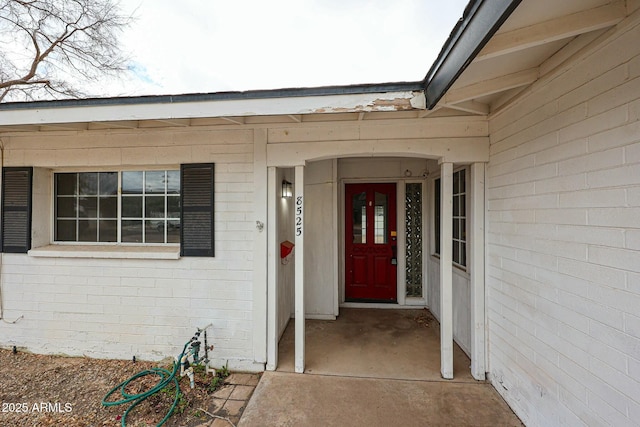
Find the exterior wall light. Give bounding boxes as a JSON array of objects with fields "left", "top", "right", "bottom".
[{"left": 282, "top": 180, "right": 293, "bottom": 198}]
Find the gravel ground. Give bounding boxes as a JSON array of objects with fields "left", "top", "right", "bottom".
[{"left": 0, "top": 348, "right": 246, "bottom": 426}]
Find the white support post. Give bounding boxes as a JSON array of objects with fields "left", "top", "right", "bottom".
[
  {"left": 252, "top": 129, "right": 268, "bottom": 367},
  {"left": 332, "top": 159, "right": 339, "bottom": 317},
  {"left": 470, "top": 163, "right": 486, "bottom": 380},
  {"left": 440, "top": 161, "right": 454, "bottom": 380},
  {"left": 294, "top": 165, "right": 305, "bottom": 373},
  {"left": 266, "top": 166, "right": 278, "bottom": 371}
]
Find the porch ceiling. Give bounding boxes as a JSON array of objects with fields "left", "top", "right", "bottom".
[{"left": 436, "top": 0, "right": 630, "bottom": 116}]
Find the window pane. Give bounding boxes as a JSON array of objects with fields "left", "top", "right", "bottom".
[
  {"left": 461, "top": 218, "right": 466, "bottom": 241},
  {"left": 56, "top": 220, "right": 76, "bottom": 241},
  {"left": 56, "top": 174, "right": 77, "bottom": 196},
  {"left": 99, "top": 220, "right": 117, "bottom": 242},
  {"left": 122, "top": 220, "right": 142, "bottom": 242},
  {"left": 374, "top": 192, "right": 387, "bottom": 244},
  {"left": 460, "top": 242, "right": 467, "bottom": 266},
  {"left": 352, "top": 192, "right": 366, "bottom": 244},
  {"left": 167, "top": 196, "right": 180, "bottom": 218},
  {"left": 122, "top": 196, "right": 142, "bottom": 218},
  {"left": 453, "top": 171, "right": 460, "bottom": 194},
  {"left": 167, "top": 170, "right": 180, "bottom": 194},
  {"left": 56, "top": 197, "right": 76, "bottom": 217},
  {"left": 453, "top": 194, "right": 460, "bottom": 217},
  {"left": 453, "top": 218, "right": 460, "bottom": 240},
  {"left": 167, "top": 220, "right": 180, "bottom": 243},
  {"left": 453, "top": 240, "right": 460, "bottom": 264},
  {"left": 78, "top": 173, "right": 98, "bottom": 195},
  {"left": 145, "top": 171, "right": 166, "bottom": 194},
  {"left": 145, "top": 196, "right": 165, "bottom": 218},
  {"left": 122, "top": 171, "right": 143, "bottom": 194},
  {"left": 146, "top": 220, "right": 165, "bottom": 243},
  {"left": 99, "top": 196, "right": 117, "bottom": 218},
  {"left": 78, "top": 220, "right": 97, "bottom": 242},
  {"left": 99, "top": 172, "right": 118, "bottom": 195},
  {"left": 79, "top": 197, "right": 98, "bottom": 219}
]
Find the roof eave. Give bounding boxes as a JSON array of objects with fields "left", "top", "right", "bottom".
[
  {"left": 0, "top": 86, "right": 427, "bottom": 128},
  {"left": 0, "top": 81, "right": 423, "bottom": 112},
  {"left": 423, "top": 0, "right": 523, "bottom": 110}
]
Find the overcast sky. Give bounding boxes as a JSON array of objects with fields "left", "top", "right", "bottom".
[{"left": 99, "top": 0, "right": 469, "bottom": 97}]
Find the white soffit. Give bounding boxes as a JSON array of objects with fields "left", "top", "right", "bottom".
[
  {"left": 442, "top": 0, "right": 627, "bottom": 115},
  {"left": 0, "top": 91, "right": 425, "bottom": 128}
]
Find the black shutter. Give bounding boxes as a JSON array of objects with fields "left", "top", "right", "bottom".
[
  {"left": 181, "top": 163, "right": 214, "bottom": 257},
  {"left": 1, "top": 167, "right": 33, "bottom": 253}
]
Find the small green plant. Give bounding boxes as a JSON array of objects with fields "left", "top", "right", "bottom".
[
  {"left": 206, "top": 361, "right": 231, "bottom": 393},
  {"left": 159, "top": 384, "right": 175, "bottom": 398},
  {"left": 173, "top": 391, "right": 188, "bottom": 415},
  {"left": 208, "top": 375, "right": 223, "bottom": 393},
  {"left": 219, "top": 361, "right": 230, "bottom": 378}
]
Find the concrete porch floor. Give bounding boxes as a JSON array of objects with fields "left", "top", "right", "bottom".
[
  {"left": 239, "top": 308, "right": 522, "bottom": 426},
  {"left": 278, "top": 308, "right": 475, "bottom": 381}
]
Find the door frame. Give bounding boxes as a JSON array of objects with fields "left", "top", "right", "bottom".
[{"left": 339, "top": 178, "right": 428, "bottom": 308}]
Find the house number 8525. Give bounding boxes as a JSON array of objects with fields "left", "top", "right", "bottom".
[{"left": 295, "top": 196, "right": 303, "bottom": 236}]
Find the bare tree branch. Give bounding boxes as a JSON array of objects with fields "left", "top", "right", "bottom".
[{"left": 0, "top": 0, "right": 132, "bottom": 102}]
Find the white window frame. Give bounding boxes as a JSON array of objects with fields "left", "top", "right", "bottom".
[
  {"left": 452, "top": 168, "right": 467, "bottom": 268},
  {"left": 432, "top": 166, "right": 468, "bottom": 270},
  {"left": 51, "top": 168, "right": 180, "bottom": 246}
]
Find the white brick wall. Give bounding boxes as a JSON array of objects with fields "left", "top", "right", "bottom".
[
  {"left": 427, "top": 258, "right": 471, "bottom": 356},
  {"left": 487, "top": 12, "right": 640, "bottom": 427},
  {"left": 0, "top": 127, "right": 260, "bottom": 370}
]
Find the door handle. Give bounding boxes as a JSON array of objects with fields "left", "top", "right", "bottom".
[{"left": 391, "top": 245, "right": 397, "bottom": 265}]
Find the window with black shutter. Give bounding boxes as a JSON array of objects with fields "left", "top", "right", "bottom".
[
  {"left": 180, "top": 163, "right": 215, "bottom": 257},
  {"left": 53, "top": 170, "right": 180, "bottom": 244},
  {"left": 1, "top": 167, "right": 33, "bottom": 253}
]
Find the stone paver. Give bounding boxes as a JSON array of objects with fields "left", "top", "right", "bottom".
[
  {"left": 226, "top": 373, "right": 260, "bottom": 386},
  {"left": 210, "top": 397, "right": 227, "bottom": 412},
  {"left": 221, "top": 399, "right": 245, "bottom": 417},
  {"left": 201, "top": 373, "right": 260, "bottom": 426},
  {"left": 229, "top": 385, "right": 254, "bottom": 400},
  {"left": 212, "top": 384, "right": 233, "bottom": 399}
]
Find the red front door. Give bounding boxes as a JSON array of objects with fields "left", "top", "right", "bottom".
[{"left": 345, "top": 183, "right": 397, "bottom": 302}]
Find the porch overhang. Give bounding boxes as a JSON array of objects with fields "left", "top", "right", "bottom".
[{"left": 423, "top": 0, "right": 523, "bottom": 109}]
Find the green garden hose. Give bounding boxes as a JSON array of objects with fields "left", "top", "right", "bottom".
[{"left": 102, "top": 341, "right": 190, "bottom": 427}]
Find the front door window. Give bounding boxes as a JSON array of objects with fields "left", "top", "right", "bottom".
[
  {"left": 352, "top": 191, "right": 367, "bottom": 244},
  {"left": 374, "top": 192, "right": 388, "bottom": 244}
]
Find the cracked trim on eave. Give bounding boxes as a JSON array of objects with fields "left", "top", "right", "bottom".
[{"left": 0, "top": 91, "right": 428, "bottom": 128}]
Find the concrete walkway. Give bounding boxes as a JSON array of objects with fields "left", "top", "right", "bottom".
[
  {"left": 239, "top": 371, "right": 523, "bottom": 427},
  {"left": 239, "top": 309, "right": 522, "bottom": 426}
]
